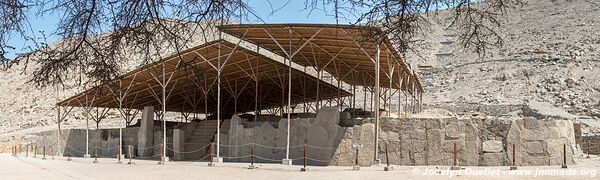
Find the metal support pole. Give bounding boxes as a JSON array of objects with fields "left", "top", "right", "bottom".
[
  {"left": 85, "top": 107, "right": 90, "bottom": 158},
  {"left": 285, "top": 27, "right": 292, "bottom": 164},
  {"left": 26, "top": 145, "right": 28, "bottom": 157},
  {"left": 161, "top": 63, "right": 167, "bottom": 163},
  {"left": 117, "top": 144, "right": 122, "bottom": 163},
  {"left": 451, "top": 142, "right": 460, "bottom": 170},
  {"left": 216, "top": 44, "right": 222, "bottom": 162},
  {"left": 374, "top": 43, "right": 380, "bottom": 163},
  {"left": 33, "top": 145, "right": 37, "bottom": 158}
]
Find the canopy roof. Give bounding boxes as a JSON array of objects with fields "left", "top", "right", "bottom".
[
  {"left": 57, "top": 39, "right": 350, "bottom": 114},
  {"left": 217, "top": 24, "right": 424, "bottom": 93}
]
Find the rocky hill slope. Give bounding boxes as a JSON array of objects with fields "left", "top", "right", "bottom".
[{"left": 416, "top": 0, "right": 600, "bottom": 120}]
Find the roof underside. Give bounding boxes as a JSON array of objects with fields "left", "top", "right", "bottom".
[
  {"left": 58, "top": 39, "right": 350, "bottom": 114},
  {"left": 217, "top": 24, "right": 424, "bottom": 93}
]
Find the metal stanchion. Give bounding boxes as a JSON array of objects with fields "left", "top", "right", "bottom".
[
  {"left": 301, "top": 143, "right": 307, "bottom": 172},
  {"left": 25, "top": 145, "right": 29, "bottom": 157},
  {"left": 353, "top": 147, "right": 360, "bottom": 171},
  {"left": 248, "top": 143, "right": 256, "bottom": 169},
  {"left": 451, "top": 143, "right": 460, "bottom": 170},
  {"left": 33, "top": 145, "right": 37, "bottom": 158},
  {"left": 510, "top": 144, "right": 517, "bottom": 170},
  {"left": 42, "top": 146, "right": 47, "bottom": 160},
  {"left": 93, "top": 146, "right": 99, "bottom": 163},
  {"left": 12, "top": 145, "right": 15, "bottom": 157},
  {"left": 384, "top": 143, "right": 392, "bottom": 171},
  {"left": 127, "top": 145, "right": 133, "bottom": 165},
  {"left": 587, "top": 140, "right": 591, "bottom": 158},
  {"left": 18, "top": 145, "right": 21, "bottom": 155},
  {"left": 67, "top": 145, "right": 72, "bottom": 161},
  {"left": 561, "top": 144, "right": 567, "bottom": 169},
  {"left": 208, "top": 143, "right": 215, "bottom": 167},
  {"left": 158, "top": 144, "right": 164, "bottom": 165},
  {"left": 117, "top": 144, "right": 122, "bottom": 164}
]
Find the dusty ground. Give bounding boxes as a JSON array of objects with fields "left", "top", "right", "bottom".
[{"left": 1, "top": 153, "right": 598, "bottom": 180}]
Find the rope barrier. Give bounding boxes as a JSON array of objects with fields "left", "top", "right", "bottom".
[
  {"left": 221, "top": 155, "right": 252, "bottom": 159},
  {"left": 219, "top": 143, "right": 252, "bottom": 148},
  {"left": 305, "top": 144, "right": 338, "bottom": 150},
  {"left": 254, "top": 155, "right": 284, "bottom": 162},
  {"left": 166, "top": 144, "right": 211, "bottom": 154},
  {"left": 305, "top": 157, "right": 331, "bottom": 163}
]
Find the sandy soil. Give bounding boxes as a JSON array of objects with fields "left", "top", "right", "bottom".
[{"left": 1, "top": 153, "right": 598, "bottom": 180}]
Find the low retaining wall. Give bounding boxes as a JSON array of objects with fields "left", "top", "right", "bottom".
[{"left": 224, "top": 107, "right": 579, "bottom": 166}]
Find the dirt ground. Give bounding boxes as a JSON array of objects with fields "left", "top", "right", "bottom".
[{"left": 1, "top": 153, "right": 598, "bottom": 180}]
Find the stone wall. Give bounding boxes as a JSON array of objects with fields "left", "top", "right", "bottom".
[
  {"left": 330, "top": 117, "right": 578, "bottom": 166},
  {"left": 62, "top": 127, "right": 139, "bottom": 157},
  {"left": 225, "top": 107, "right": 578, "bottom": 166}
]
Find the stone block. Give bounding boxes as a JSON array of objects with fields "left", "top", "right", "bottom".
[
  {"left": 316, "top": 106, "right": 340, "bottom": 126},
  {"left": 525, "top": 141, "right": 544, "bottom": 154},
  {"left": 481, "top": 153, "right": 505, "bottom": 166},
  {"left": 138, "top": 106, "right": 154, "bottom": 157},
  {"left": 483, "top": 140, "right": 503, "bottom": 153},
  {"left": 173, "top": 128, "right": 184, "bottom": 161},
  {"left": 426, "top": 129, "right": 443, "bottom": 165}
]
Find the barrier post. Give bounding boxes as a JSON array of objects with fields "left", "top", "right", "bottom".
[
  {"left": 18, "top": 145, "right": 21, "bottom": 155},
  {"left": 451, "top": 142, "right": 461, "bottom": 170},
  {"left": 510, "top": 144, "right": 517, "bottom": 170},
  {"left": 598, "top": 141, "right": 600, "bottom": 160},
  {"left": 25, "top": 145, "right": 29, "bottom": 157},
  {"left": 93, "top": 146, "right": 98, "bottom": 163},
  {"left": 158, "top": 144, "right": 164, "bottom": 165},
  {"left": 384, "top": 142, "right": 392, "bottom": 171},
  {"left": 561, "top": 144, "right": 567, "bottom": 169},
  {"left": 353, "top": 147, "right": 360, "bottom": 171},
  {"left": 587, "top": 140, "right": 591, "bottom": 158},
  {"left": 33, "top": 145, "right": 37, "bottom": 158},
  {"left": 12, "top": 145, "right": 14, "bottom": 157},
  {"left": 127, "top": 145, "right": 133, "bottom": 165},
  {"left": 248, "top": 143, "right": 256, "bottom": 169},
  {"left": 117, "top": 144, "right": 122, "bottom": 164},
  {"left": 208, "top": 143, "right": 215, "bottom": 167},
  {"left": 42, "top": 146, "right": 47, "bottom": 160},
  {"left": 301, "top": 143, "right": 307, "bottom": 172},
  {"left": 67, "top": 145, "right": 72, "bottom": 161}
]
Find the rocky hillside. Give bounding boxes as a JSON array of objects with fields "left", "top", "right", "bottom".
[{"left": 414, "top": 0, "right": 600, "bottom": 120}]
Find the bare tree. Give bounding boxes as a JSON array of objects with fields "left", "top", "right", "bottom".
[
  {"left": 305, "top": 0, "right": 525, "bottom": 59},
  {"left": 1, "top": 0, "right": 526, "bottom": 87}
]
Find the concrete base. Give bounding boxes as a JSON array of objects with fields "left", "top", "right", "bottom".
[
  {"left": 248, "top": 165, "right": 257, "bottom": 169},
  {"left": 300, "top": 167, "right": 308, "bottom": 172},
  {"left": 561, "top": 165, "right": 568, "bottom": 169},
  {"left": 127, "top": 161, "right": 135, "bottom": 165},
  {"left": 42, "top": 157, "right": 47, "bottom": 160},
  {"left": 384, "top": 166, "right": 393, "bottom": 171},
  {"left": 93, "top": 160, "right": 98, "bottom": 163},
  {"left": 352, "top": 166, "right": 360, "bottom": 171},
  {"left": 212, "top": 157, "right": 223, "bottom": 163},
  {"left": 281, "top": 159, "right": 292, "bottom": 165},
  {"left": 67, "top": 157, "right": 72, "bottom": 161},
  {"left": 450, "top": 166, "right": 461, "bottom": 170},
  {"left": 84, "top": 154, "right": 91, "bottom": 158},
  {"left": 208, "top": 162, "right": 215, "bottom": 167},
  {"left": 510, "top": 166, "right": 518, "bottom": 170}
]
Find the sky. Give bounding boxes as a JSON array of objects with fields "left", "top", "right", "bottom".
[{"left": 6, "top": 0, "right": 362, "bottom": 59}]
